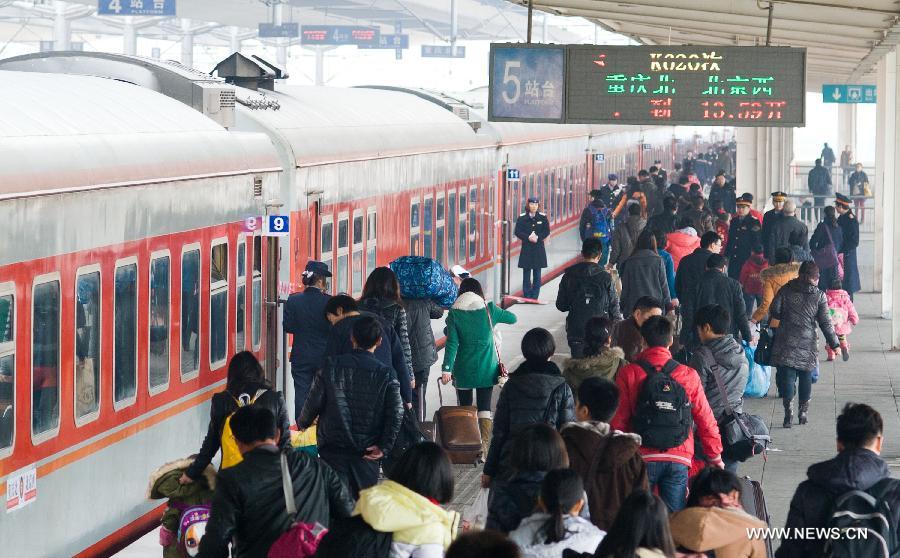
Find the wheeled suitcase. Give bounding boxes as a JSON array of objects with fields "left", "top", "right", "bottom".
[
  {"left": 390, "top": 256, "right": 457, "bottom": 308},
  {"left": 740, "top": 476, "right": 775, "bottom": 558},
  {"left": 433, "top": 378, "right": 482, "bottom": 465}
]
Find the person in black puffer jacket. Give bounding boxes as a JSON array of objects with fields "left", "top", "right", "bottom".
[
  {"left": 298, "top": 317, "right": 404, "bottom": 498},
  {"left": 619, "top": 229, "right": 670, "bottom": 318},
  {"left": 197, "top": 406, "right": 353, "bottom": 558},
  {"left": 681, "top": 254, "right": 751, "bottom": 350},
  {"left": 181, "top": 352, "right": 290, "bottom": 484},
  {"left": 359, "top": 267, "right": 414, "bottom": 381},
  {"left": 483, "top": 328, "right": 575, "bottom": 486},
  {"left": 770, "top": 261, "right": 840, "bottom": 428},
  {"left": 402, "top": 297, "right": 444, "bottom": 419}
]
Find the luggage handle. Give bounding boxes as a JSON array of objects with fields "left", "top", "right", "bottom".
[{"left": 435, "top": 377, "right": 461, "bottom": 407}]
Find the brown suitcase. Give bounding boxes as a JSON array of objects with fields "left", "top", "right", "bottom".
[{"left": 433, "top": 378, "right": 482, "bottom": 465}]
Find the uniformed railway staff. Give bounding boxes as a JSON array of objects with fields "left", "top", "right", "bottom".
[
  {"left": 514, "top": 196, "right": 551, "bottom": 300},
  {"left": 835, "top": 193, "right": 861, "bottom": 300},
  {"left": 761, "top": 191, "right": 786, "bottom": 261},
  {"left": 725, "top": 194, "right": 761, "bottom": 280}
]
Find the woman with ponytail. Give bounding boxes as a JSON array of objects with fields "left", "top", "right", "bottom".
[
  {"left": 509, "top": 469, "right": 605, "bottom": 557},
  {"left": 562, "top": 317, "right": 627, "bottom": 393}
]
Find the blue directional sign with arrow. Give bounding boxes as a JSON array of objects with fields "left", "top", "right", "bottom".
[{"left": 822, "top": 84, "right": 876, "bottom": 104}]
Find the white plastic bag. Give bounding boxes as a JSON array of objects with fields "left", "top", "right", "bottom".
[{"left": 462, "top": 488, "right": 490, "bottom": 531}]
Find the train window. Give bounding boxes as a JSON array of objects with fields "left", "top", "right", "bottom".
[
  {"left": 366, "top": 209, "right": 377, "bottom": 278},
  {"left": 181, "top": 247, "right": 201, "bottom": 377},
  {"left": 114, "top": 262, "right": 138, "bottom": 406},
  {"left": 32, "top": 277, "right": 60, "bottom": 437},
  {"left": 352, "top": 213, "right": 364, "bottom": 296},
  {"left": 337, "top": 214, "right": 349, "bottom": 294},
  {"left": 410, "top": 200, "right": 420, "bottom": 256},
  {"left": 252, "top": 237, "right": 262, "bottom": 349},
  {"left": 469, "top": 188, "right": 477, "bottom": 260},
  {"left": 210, "top": 241, "right": 228, "bottom": 368},
  {"left": 74, "top": 269, "right": 100, "bottom": 421},
  {"left": 149, "top": 254, "right": 170, "bottom": 392},
  {"left": 435, "top": 194, "right": 445, "bottom": 266},
  {"left": 447, "top": 192, "right": 457, "bottom": 264},
  {"left": 488, "top": 182, "right": 495, "bottom": 256},
  {"left": 423, "top": 197, "right": 434, "bottom": 260},
  {"left": 0, "top": 288, "right": 14, "bottom": 453},
  {"left": 236, "top": 241, "right": 246, "bottom": 352},
  {"left": 544, "top": 171, "right": 551, "bottom": 219},
  {"left": 458, "top": 189, "right": 467, "bottom": 263},
  {"left": 321, "top": 218, "right": 334, "bottom": 293},
  {"left": 569, "top": 167, "right": 575, "bottom": 216}
]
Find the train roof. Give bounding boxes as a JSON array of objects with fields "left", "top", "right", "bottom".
[
  {"left": 234, "top": 84, "right": 494, "bottom": 167},
  {"left": 0, "top": 70, "right": 279, "bottom": 199}
]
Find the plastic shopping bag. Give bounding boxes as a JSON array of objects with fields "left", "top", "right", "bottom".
[
  {"left": 811, "top": 365, "right": 819, "bottom": 384},
  {"left": 462, "top": 488, "right": 490, "bottom": 531},
  {"left": 743, "top": 342, "right": 772, "bottom": 398}
]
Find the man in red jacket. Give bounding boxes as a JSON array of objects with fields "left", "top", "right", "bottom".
[{"left": 611, "top": 315, "right": 724, "bottom": 512}]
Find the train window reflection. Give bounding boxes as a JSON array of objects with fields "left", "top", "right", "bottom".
[
  {"left": 32, "top": 279, "right": 60, "bottom": 435},
  {"left": 366, "top": 210, "right": 377, "bottom": 274},
  {"left": 423, "top": 198, "right": 433, "bottom": 259},
  {"left": 181, "top": 248, "right": 201, "bottom": 377},
  {"left": 469, "top": 188, "right": 477, "bottom": 260},
  {"left": 210, "top": 241, "right": 228, "bottom": 367},
  {"left": 252, "top": 237, "right": 261, "bottom": 349},
  {"left": 75, "top": 271, "right": 100, "bottom": 419},
  {"left": 149, "top": 256, "right": 170, "bottom": 391},
  {"left": 114, "top": 263, "right": 137, "bottom": 404},
  {"left": 236, "top": 241, "right": 246, "bottom": 352},
  {"left": 0, "top": 293, "right": 14, "bottom": 451},
  {"left": 448, "top": 193, "right": 457, "bottom": 264}
]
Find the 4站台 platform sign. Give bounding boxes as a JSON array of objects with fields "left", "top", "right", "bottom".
[{"left": 489, "top": 44, "right": 806, "bottom": 126}]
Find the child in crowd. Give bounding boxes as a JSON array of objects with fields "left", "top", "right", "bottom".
[
  {"left": 509, "top": 469, "right": 605, "bottom": 558},
  {"left": 739, "top": 245, "right": 768, "bottom": 317},
  {"left": 825, "top": 278, "right": 859, "bottom": 362}
]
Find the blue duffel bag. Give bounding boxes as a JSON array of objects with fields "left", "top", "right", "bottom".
[
  {"left": 390, "top": 256, "right": 457, "bottom": 308},
  {"left": 743, "top": 341, "right": 772, "bottom": 398}
]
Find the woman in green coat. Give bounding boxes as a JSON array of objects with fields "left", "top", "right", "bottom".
[{"left": 441, "top": 278, "right": 517, "bottom": 457}]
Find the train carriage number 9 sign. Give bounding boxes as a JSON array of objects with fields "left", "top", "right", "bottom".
[{"left": 489, "top": 44, "right": 805, "bottom": 127}]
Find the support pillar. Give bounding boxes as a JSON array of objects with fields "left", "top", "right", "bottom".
[
  {"left": 837, "top": 104, "right": 857, "bottom": 162},
  {"left": 315, "top": 48, "right": 324, "bottom": 86},
  {"left": 736, "top": 127, "right": 762, "bottom": 202},
  {"left": 877, "top": 51, "right": 896, "bottom": 317},
  {"left": 875, "top": 56, "right": 888, "bottom": 293},
  {"left": 53, "top": 0, "right": 71, "bottom": 51},
  {"left": 123, "top": 16, "right": 137, "bottom": 55},
  {"left": 889, "top": 48, "right": 900, "bottom": 347},
  {"left": 229, "top": 26, "right": 242, "bottom": 53},
  {"left": 180, "top": 18, "right": 194, "bottom": 68},
  {"left": 450, "top": 0, "right": 458, "bottom": 48}
]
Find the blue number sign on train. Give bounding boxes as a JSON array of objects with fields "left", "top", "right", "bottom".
[
  {"left": 489, "top": 45, "right": 566, "bottom": 123},
  {"left": 98, "top": 0, "right": 175, "bottom": 16},
  {"left": 264, "top": 215, "right": 290, "bottom": 237},
  {"left": 594, "top": 153, "right": 605, "bottom": 162},
  {"left": 507, "top": 168, "right": 521, "bottom": 181}
]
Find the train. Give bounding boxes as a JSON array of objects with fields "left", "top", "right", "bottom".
[{"left": 0, "top": 51, "right": 727, "bottom": 556}]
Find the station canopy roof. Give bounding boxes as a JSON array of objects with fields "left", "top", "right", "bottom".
[{"left": 504, "top": 0, "right": 898, "bottom": 88}]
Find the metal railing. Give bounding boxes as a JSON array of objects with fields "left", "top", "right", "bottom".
[{"left": 790, "top": 162, "right": 874, "bottom": 197}]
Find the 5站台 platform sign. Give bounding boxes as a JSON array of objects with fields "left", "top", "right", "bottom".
[
  {"left": 490, "top": 45, "right": 566, "bottom": 122},
  {"left": 489, "top": 44, "right": 806, "bottom": 126}
]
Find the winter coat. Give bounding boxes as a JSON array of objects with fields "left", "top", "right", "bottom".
[
  {"left": 658, "top": 249, "right": 676, "bottom": 299},
  {"left": 670, "top": 506, "right": 767, "bottom": 558},
  {"left": 441, "top": 292, "right": 517, "bottom": 389},
  {"left": 760, "top": 209, "right": 782, "bottom": 261},
  {"left": 838, "top": 211, "right": 861, "bottom": 294},
  {"left": 487, "top": 470, "right": 545, "bottom": 533},
  {"left": 848, "top": 170, "right": 869, "bottom": 195},
  {"left": 611, "top": 317, "right": 643, "bottom": 363},
  {"left": 515, "top": 211, "right": 551, "bottom": 269},
  {"left": 401, "top": 298, "right": 444, "bottom": 373},
  {"left": 360, "top": 297, "right": 415, "bottom": 379},
  {"left": 739, "top": 254, "right": 768, "bottom": 298},
  {"left": 825, "top": 289, "right": 858, "bottom": 336},
  {"left": 647, "top": 211, "right": 677, "bottom": 235},
  {"left": 611, "top": 346, "right": 724, "bottom": 468},
  {"left": 510, "top": 514, "right": 606, "bottom": 558},
  {"left": 808, "top": 165, "right": 832, "bottom": 195},
  {"left": 821, "top": 146, "right": 836, "bottom": 166},
  {"left": 609, "top": 215, "right": 646, "bottom": 268},
  {"left": 776, "top": 448, "right": 900, "bottom": 558},
  {"left": 148, "top": 457, "right": 216, "bottom": 558},
  {"left": 298, "top": 350, "right": 404, "bottom": 455},
  {"left": 688, "top": 335, "right": 749, "bottom": 419},
  {"left": 665, "top": 228, "right": 700, "bottom": 270},
  {"left": 769, "top": 278, "right": 839, "bottom": 372},
  {"left": 556, "top": 261, "right": 621, "bottom": 342},
  {"left": 185, "top": 384, "right": 290, "bottom": 481},
  {"left": 682, "top": 270, "right": 751, "bottom": 345},
  {"left": 674, "top": 248, "right": 714, "bottom": 315},
  {"left": 766, "top": 215, "right": 808, "bottom": 265},
  {"left": 639, "top": 178, "right": 663, "bottom": 218},
  {"left": 283, "top": 286, "right": 332, "bottom": 367},
  {"left": 715, "top": 217, "right": 730, "bottom": 254},
  {"left": 563, "top": 347, "right": 626, "bottom": 393},
  {"left": 750, "top": 262, "right": 800, "bottom": 323},
  {"left": 596, "top": 183, "right": 621, "bottom": 213},
  {"left": 197, "top": 445, "right": 354, "bottom": 558},
  {"left": 561, "top": 421, "right": 648, "bottom": 531},
  {"left": 483, "top": 360, "right": 575, "bottom": 477},
  {"left": 325, "top": 313, "right": 412, "bottom": 403},
  {"left": 682, "top": 208, "right": 715, "bottom": 235},
  {"left": 724, "top": 215, "right": 761, "bottom": 280},
  {"left": 355, "top": 480, "right": 459, "bottom": 558},
  {"left": 619, "top": 249, "right": 670, "bottom": 317},
  {"left": 810, "top": 221, "right": 844, "bottom": 290},
  {"left": 580, "top": 200, "right": 613, "bottom": 242},
  {"left": 708, "top": 185, "right": 736, "bottom": 215}
]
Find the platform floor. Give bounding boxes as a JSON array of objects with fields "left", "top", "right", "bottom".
[{"left": 118, "top": 274, "right": 900, "bottom": 556}]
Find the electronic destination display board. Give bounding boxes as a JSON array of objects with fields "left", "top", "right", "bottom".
[{"left": 489, "top": 44, "right": 806, "bottom": 127}]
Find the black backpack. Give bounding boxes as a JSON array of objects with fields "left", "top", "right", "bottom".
[
  {"left": 567, "top": 267, "right": 611, "bottom": 330},
  {"left": 632, "top": 359, "right": 692, "bottom": 450},
  {"left": 824, "top": 478, "right": 900, "bottom": 558}
]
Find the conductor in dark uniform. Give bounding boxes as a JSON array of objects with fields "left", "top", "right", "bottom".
[
  {"left": 725, "top": 194, "right": 761, "bottom": 280},
  {"left": 283, "top": 261, "right": 332, "bottom": 419},
  {"left": 761, "top": 191, "right": 786, "bottom": 261},
  {"left": 836, "top": 193, "right": 861, "bottom": 299},
  {"left": 514, "top": 196, "right": 551, "bottom": 300}
]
